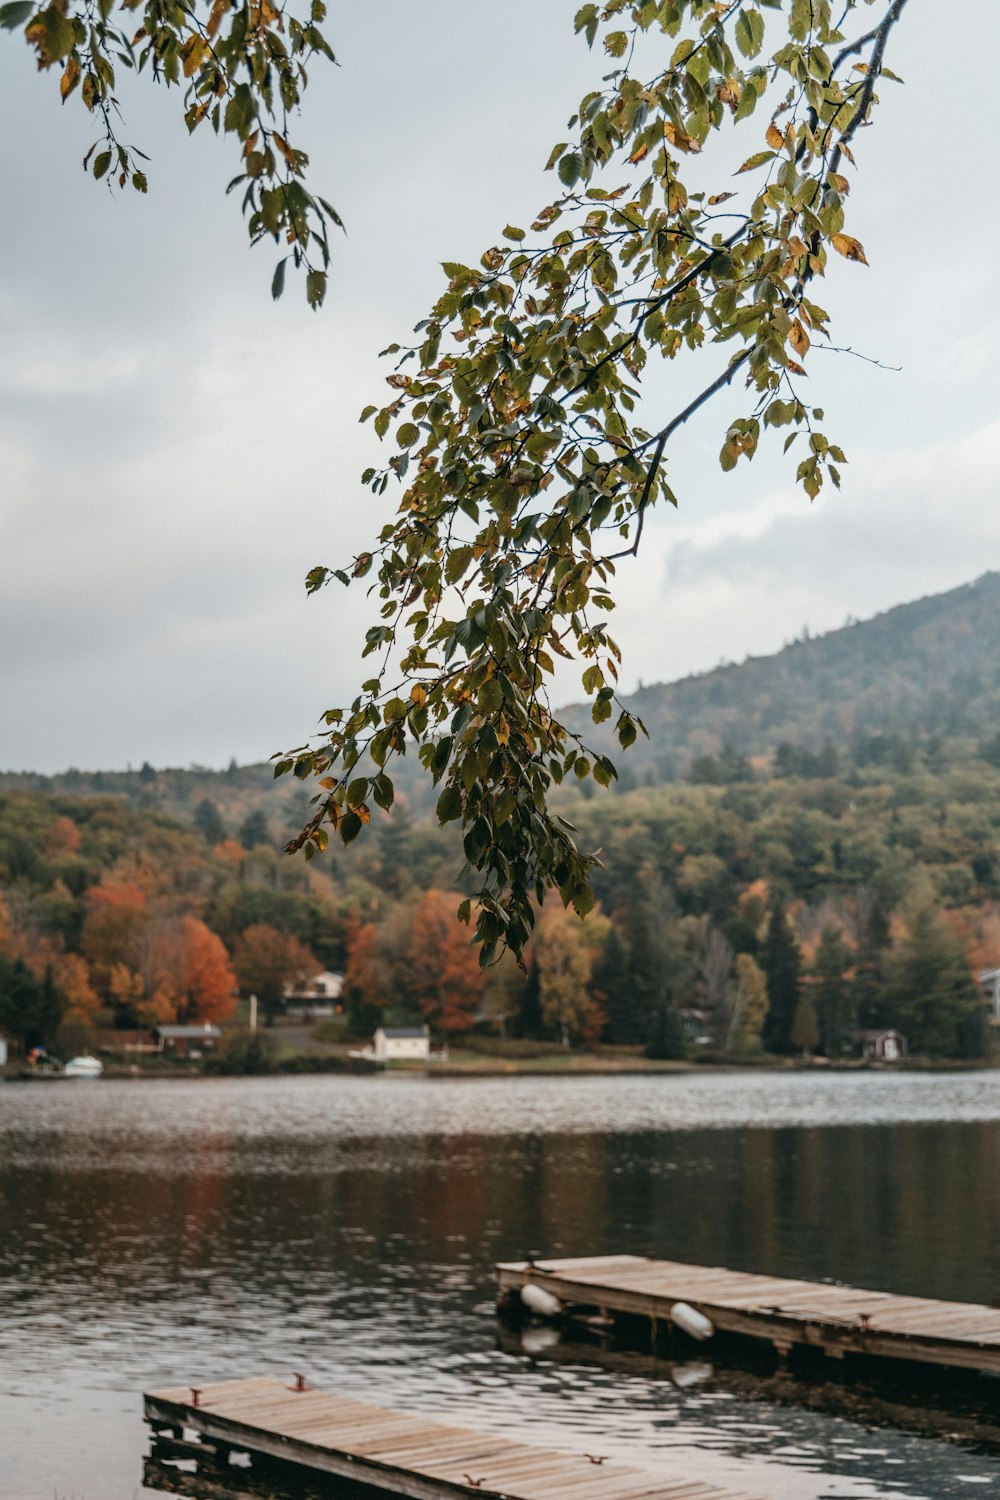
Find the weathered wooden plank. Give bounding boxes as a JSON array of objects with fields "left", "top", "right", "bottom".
[{"left": 143, "top": 1378, "right": 765, "bottom": 1500}]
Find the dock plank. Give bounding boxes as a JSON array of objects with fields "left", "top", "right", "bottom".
[
  {"left": 144, "top": 1378, "right": 765, "bottom": 1500},
  {"left": 496, "top": 1256, "right": 1000, "bottom": 1374}
]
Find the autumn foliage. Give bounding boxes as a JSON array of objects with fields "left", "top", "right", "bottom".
[{"left": 407, "top": 890, "right": 482, "bottom": 1034}]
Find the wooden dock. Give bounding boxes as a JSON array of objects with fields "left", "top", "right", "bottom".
[
  {"left": 496, "top": 1255, "right": 1000, "bottom": 1375},
  {"left": 143, "top": 1376, "right": 765, "bottom": 1500}
]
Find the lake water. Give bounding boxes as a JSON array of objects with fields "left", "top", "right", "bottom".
[{"left": 1, "top": 1071, "right": 1000, "bottom": 1500}]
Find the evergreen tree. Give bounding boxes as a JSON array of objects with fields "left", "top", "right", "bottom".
[
  {"left": 512, "top": 956, "right": 547, "bottom": 1040},
  {"left": 813, "top": 925, "right": 855, "bottom": 1058},
  {"left": 0, "top": 957, "right": 64, "bottom": 1052},
  {"left": 621, "top": 898, "right": 670, "bottom": 1045},
  {"left": 761, "top": 897, "right": 801, "bottom": 1055},
  {"left": 854, "top": 889, "right": 892, "bottom": 1029},
  {"left": 884, "top": 907, "right": 986, "bottom": 1059},
  {"left": 645, "top": 999, "right": 686, "bottom": 1060},
  {"left": 239, "top": 808, "right": 271, "bottom": 849},
  {"left": 193, "top": 798, "right": 225, "bottom": 845},
  {"left": 593, "top": 925, "right": 638, "bottom": 1045}
]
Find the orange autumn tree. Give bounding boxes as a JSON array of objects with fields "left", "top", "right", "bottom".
[
  {"left": 47, "top": 814, "right": 82, "bottom": 856},
  {"left": 80, "top": 880, "right": 150, "bottom": 999},
  {"left": 52, "top": 952, "right": 101, "bottom": 1027},
  {"left": 343, "top": 916, "right": 384, "bottom": 1023},
  {"left": 159, "top": 917, "right": 237, "bottom": 1024},
  {"left": 407, "top": 890, "right": 482, "bottom": 1036}
]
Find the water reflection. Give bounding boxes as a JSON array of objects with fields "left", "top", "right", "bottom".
[{"left": 1, "top": 1074, "right": 999, "bottom": 1500}]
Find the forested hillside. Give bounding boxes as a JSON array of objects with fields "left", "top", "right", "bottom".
[
  {"left": 567, "top": 571, "right": 1000, "bottom": 780},
  {"left": 2, "top": 575, "right": 999, "bottom": 1064},
  {"left": 4, "top": 573, "right": 998, "bottom": 823}
]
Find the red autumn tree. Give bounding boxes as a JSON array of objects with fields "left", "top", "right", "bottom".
[
  {"left": 407, "top": 890, "right": 482, "bottom": 1035},
  {"left": 163, "top": 917, "right": 238, "bottom": 1024}
]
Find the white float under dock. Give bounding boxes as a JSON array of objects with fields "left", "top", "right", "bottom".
[{"left": 495, "top": 1255, "right": 1000, "bottom": 1374}]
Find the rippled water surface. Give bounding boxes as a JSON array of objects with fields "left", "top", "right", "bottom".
[{"left": 1, "top": 1072, "right": 1000, "bottom": 1500}]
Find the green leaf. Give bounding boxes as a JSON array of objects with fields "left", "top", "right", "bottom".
[
  {"left": 436, "top": 785, "right": 463, "bottom": 824},
  {"left": 339, "top": 811, "right": 363, "bottom": 844},
  {"left": 93, "top": 150, "right": 111, "bottom": 180},
  {"left": 445, "top": 545, "right": 473, "bottom": 586},
  {"left": 0, "top": 1, "right": 34, "bottom": 29},
  {"left": 570, "top": 883, "right": 596, "bottom": 918},
  {"left": 306, "top": 269, "right": 326, "bottom": 309},
  {"left": 372, "top": 774, "right": 395, "bottom": 810},
  {"left": 735, "top": 8, "right": 764, "bottom": 58},
  {"left": 271, "top": 257, "right": 287, "bottom": 301},
  {"left": 557, "top": 151, "right": 583, "bottom": 188}
]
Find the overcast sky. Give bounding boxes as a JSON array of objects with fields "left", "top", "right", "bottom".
[{"left": 2, "top": 2, "right": 998, "bottom": 773}]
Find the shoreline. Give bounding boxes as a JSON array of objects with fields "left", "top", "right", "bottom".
[{"left": 4, "top": 1055, "right": 997, "bottom": 1083}]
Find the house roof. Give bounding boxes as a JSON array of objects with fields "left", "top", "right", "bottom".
[
  {"left": 378, "top": 1026, "right": 428, "bottom": 1039},
  {"left": 855, "top": 1028, "right": 904, "bottom": 1042},
  {"left": 156, "top": 1024, "right": 223, "bottom": 1039}
]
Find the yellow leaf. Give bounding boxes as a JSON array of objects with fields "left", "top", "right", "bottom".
[
  {"left": 59, "top": 54, "right": 79, "bottom": 99},
  {"left": 831, "top": 232, "right": 868, "bottom": 265},
  {"left": 707, "top": 191, "right": 736, "bottom": 206},
  {"left": 629, "top": 143, "right": 648, "bottom": 164},
  {"left": 410, "top": 684, "right": 427, "bottom": 707},
  {"left": 789, "top": 319, "right": 810, "bottom": 357},
  {"left": 786, "top": 359, "right": 808, "bottom": 376},
  {"left": 180, "top": 34, "right": 208, "bottom": 76},
  {"left": 766, "top": 121, "right": 784, "bottom": 152}
]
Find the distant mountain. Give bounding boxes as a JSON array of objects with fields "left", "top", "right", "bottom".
[
  {"left": 3, "top": 574, "right": 998, "bottom": 832},
  {"left": 566, "top": 572, "right": 1000, "bottom": 777}
]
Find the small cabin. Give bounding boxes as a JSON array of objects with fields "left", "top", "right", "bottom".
[
  {"left": 855, "top": 1028, "right": 907, "bottom": 1062},
  {"left": 373, "top": 1025, "right": 430, "bottom": 1063},
  {"left": 979, "top": 968, "right": 1000, "bottom": 1027},
  {"left": 0, "top": 1031, "right": 10, "bottom": 1068},
  {"left": 155, "top": 1023, "right": 222, "bottom": 1058}
]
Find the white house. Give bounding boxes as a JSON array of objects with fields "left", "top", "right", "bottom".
[
  {"left": 283, "top": 970, "right": 344, "bottom": 1018},
  {"left": 0, "top": 1033, "right": 8, "bottom": 1068},
  {"left": 978, "top": 969, "right": 1000, "bottom": 1027},
  {"left": 373, "top": 1025, "right": 430, "bottom": 1063}
]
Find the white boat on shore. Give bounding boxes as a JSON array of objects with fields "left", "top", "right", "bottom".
[{"left": 63, "top": 1055, "right": 104, "bottom": 1079}]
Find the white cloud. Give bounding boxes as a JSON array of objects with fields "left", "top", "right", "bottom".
[
  {"left": 606, "top": 418, "right": 1000, "bottom": 694},
  {"left": 2, "top": 1, "right": 999, "bottom": 770}
]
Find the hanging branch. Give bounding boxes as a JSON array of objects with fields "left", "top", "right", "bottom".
[{"left": 281, "top": 0, "right": 911, "bottom": 964}]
